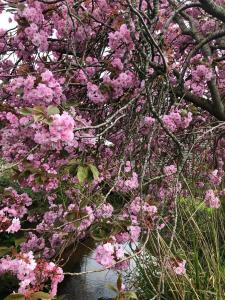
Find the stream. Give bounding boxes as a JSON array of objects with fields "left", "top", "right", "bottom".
[
  {"left": 0, "top": 240, "right": 135, "bottom": 300},
  {"left": 58, "top": 250, "right": 119, "bottom": 300},
  {"left": 58, "top": 241, "right": 135, "bottom": 300}
]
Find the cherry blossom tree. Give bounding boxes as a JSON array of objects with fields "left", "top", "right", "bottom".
[{"left": 0, "top": 0, "right": 225, "bottom": 297}]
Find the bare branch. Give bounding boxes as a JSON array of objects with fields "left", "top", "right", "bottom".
[{"left": 199, "top": 0, "right": 225, "bottom": 23}]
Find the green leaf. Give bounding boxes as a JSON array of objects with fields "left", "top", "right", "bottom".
[
  {"left": 123, "top": 291, "right": 138, "bottom": 299},
  {"left": 63, "top": 160, "right": 78, "bottom": 176},
  {"left": 15, "top": 87, "right": 24, "bottom": 95},
  {"left": 0, "top": 246, "right": 10, "bottom": 257},
  {"left": 32, "top": 106, "right": 45, "bottom": 114},
  {"left": 65, "top": 211, "right": 77, "bottom": 222},
  {"left": 31, "top": 291, "right": 52, "bottom": 299},
  {"left": 88, "top": 164, "right": 99, "bottom": 180},
  {"left": 77, "top": 165, "right": 89, "bottom": 184},
  {"left": 180, "top": 109, "right": 188, "bottom": 117},
  {"left": 47, "top": 105, "right": 60, "bottom": 115},
  {"left": 14, "top": 236, "right": 26, "bottom": 247},
  {"left": 43, "top": 118, "right": 53, "bottom": 125},
  {"left": 4, "top": 294, "right": 25, "bottom": 300},
  {"left": 35, "top": 174, "right": 48, "bottom": 184},
  {"left": 68, "top": 164, "right": 78, "bottom": 176},
  {"left": 206, "top": 207, "right": 214, "bottom": 214},
  {"left": 117, "top": 274, "right": 123, "bottom": 291},
  {"left": 90, "top": 222, "right": 113, "bottom": 241},
  {"left": 106, "top": 283, "right": 118, "bottom": 294},
  {"left": 33, "top": 114, "right": 45, "bottom": 122},
  {"left": 18, "top": 107, "right": 33, "bottom": 116},
  {"left": 67, "top": 159, "right": 79, "bottom": 166},
  {"left": 32, "top": 106, "right": 46, "bottom": 123}
]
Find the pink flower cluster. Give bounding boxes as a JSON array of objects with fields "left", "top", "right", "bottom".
[
  {"left": 164, "top": 164, "right": 177, "bottom": 176},
  {"left": 34, "top": 111, "right": 75, "bottom": 147},
  {"left": 114, "top": 197, "right": 157, "bottom": 244},
  {"left": 116, "top": 171, "right": 139, "bottom": 193},
  {"left": 87, "top": 69, "right": 137, "bottom": 104},
  {"left": 25, "top": 23, "right": 48, "bottom": 51},
  {"left": 128, "top": 225, "right": 141, "bottom": 242},
  {"left": 50, "top": 112, "right": 75, "bottom": 143},
  {"left": 87, "top": 82, "right": 107, "bottom": 104},
  {"left": 6, "top": 218, "right": 21, "bottom": 233},
  {"left": 7, "top": 71, "right": 63, "bottom": 106},
  {"left": 34, "top": 259, "right": 64, "bottom": 296},
  {"left": 185, "top": 65, "right": 213, "bottom": 97},
  {"left": 140, "top": 116, "right": 155, "bottom": 135},
  {"left": 95, "top": 242, "right": 125, "bottom": 268},
  {"left": 109, "top": 24, "right": 134, "bottom": 55},
  {"left": 78, "top": 206, "right": 95, "bottom": 233},
  {"left": 0, "top": 251, "right": 64, "bottom": 296},
  {"left": 208, "top": 169, "right": 222, "bottom": 186},
  {"left": 173, "top": 260, "right": 186, "bottom": 275},
  {"left": 166, "top": 258, "right": 186, "bottom": 275},
  {"left": 204, "top": 189, "right": 221, "bottom": 209},
  {"left": 163, "top": 109, "right": 192, "bottom": 132},
  {"left": 0, "top": 252, "right": 37, "bottom": 294},
  {"left": 1, "top": 187, "right": 32, "bottom": 218},
  {"left": 129, "top": 196, "right": 158, "bottom": 216},
  {"left": 103, "top": 71, "right": 137, "bottom": 99},
  {"left": 95, "top": 203, "right": 114, "bottom": 219},
  {"left": 0, "top": 214, "right": 21, "bottom": 234},
  {"left": 111, "top": 57, "right": 124, "bottom": 71},
  {"left": 21, "top": 3, "right": 44, "bottom": 25},
  {"left": 21, "top": 233, "right": 45, "bottom": 253},
  {"left": 19, "top": 1, "right": 51, "bottom": 52}
]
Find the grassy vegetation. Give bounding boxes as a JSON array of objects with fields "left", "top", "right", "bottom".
[{"left": 128, "top": 197, "right": 225, "bottom": 300}]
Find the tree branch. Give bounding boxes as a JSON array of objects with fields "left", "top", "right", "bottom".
[{"left": 199, "top": 0, "right": 225, "bottom": 23}]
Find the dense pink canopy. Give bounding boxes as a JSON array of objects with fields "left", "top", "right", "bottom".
[{"left": 0, "top": 0, "right": 225, "bottom": 296}]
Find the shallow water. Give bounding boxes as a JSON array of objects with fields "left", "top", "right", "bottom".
[
  {"left": 58, "top": 242, "right": 136, "bottom": 300},
  {"left": 58, "top": 250, "right": 118, "bottom": 300},
  {"left": 0, "top": 240, "right": 135, "bottom": 300}
]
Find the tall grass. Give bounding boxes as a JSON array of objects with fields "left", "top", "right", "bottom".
[{"left": 128, "top": 197, "right": 225, "bottom": 300}]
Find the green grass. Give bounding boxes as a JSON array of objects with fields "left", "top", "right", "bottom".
[{"left": 128, "top": 197, "right": 225, "bottom": 300}]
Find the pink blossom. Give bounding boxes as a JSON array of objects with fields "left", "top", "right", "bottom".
[
  {"left": 124, "top": 161, "right": 132, "bottom": 173},
  {"left": 95, "top": 203, "right": 114, "bottom": 218},
  {"left": 163, "top": 110, "right": 192, "bottom": 132},
  {"left": 95, "top": 242, "right": 127, "bottom": 269},
  {"left": 173, "top": 260, "right": 186, "bottom": 275},
  {"left": 208, "top": 169, "right": 222, "bottom": 186},
  {"left": 192, "top": 65, "right": 212, "bottom": 82},
  {"left": 109, "top": 24, "right": 134, "bottom": 53},
  {"left": 144, "top": 116, "right": 155, "bottom": 127},
  {"left": 95, "top": 243, "right": 114, "bottom": 267},
  {"left": 204, "top": 189, "right": 221, "bottom": 208},
  {"left": 49, "top": 112, "right": 75, "bottom": 143},
  {"left": 87, "top": 82, "right": 107, "bottom": 104},
  {"left": 6, "top": 218, "right": 21, "bottom": 233},
  {"left": 164, "top": 164, "right": 177, "bottom": 176},
  {"left": 128, "top": 225, "right": 141, "bottom": 241},
  {"left": 111, "top": 58, "right": 124, "bottom": 70}
]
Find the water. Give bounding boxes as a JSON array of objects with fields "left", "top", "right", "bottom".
[
  {"left": 58, "top": 241, "right": 136, "bottom": 300},
  {"left": 58, "top": 251, "right": 119, "bottom": 300},
  {"left": 0, "top": 246, "right": 118, "bottom": 300},
  {"left": 0, "top": 240, "right": 135, "bottom": 300}
]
